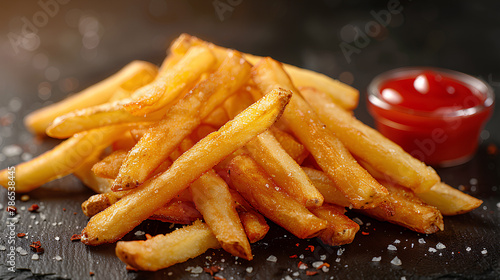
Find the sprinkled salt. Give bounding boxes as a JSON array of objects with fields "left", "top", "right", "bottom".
[
  {"left": 266, "top": 255, "right": 277, "bottom": 262},
  {"left": 0, "top": 203, "right": 3, "bottom": 210},
  {"left": 298, "top": 263, "right": 307, "bottom": 269},
  {"left": 418, "top": 238, "right": 426, "bottom": 244},
  {"left": 134, "top": 231, "right": 145, "bottom": 236},
  {"left": 337, "top": 248, "right": 345, "bottom": 256},
  {"left": 436, "top": 242, "right": 446, "bottom": 249},
  {"left": 428, "top": 247, "right": 437, "bottom": 253},
  {"left": 312, "top": 261, "right": 323, "bottom": 268},
  {"left": 299, "top": 254, "right": 304, "bottom": 259},
  {"left": 394, "top": 239, "right": 401, "bottom": 244},
  {"left": 481, "top": 249, "right": 488, "bottom": 255},
  {"left": 322, "top": 266, "right": 330, "bottom": 272},
  {"left": 246, "top": 267, "right": 253, "bottom": 273},
  {"left": 192, "top": 266, "right": 203, "bottom": 274},
  {"left": 21, "top": 153, "right": 33, "bottom": 161},
  {"left": 466, "top": 247, "right": 471, "bottom": 252},
  {"left": 372, "top": 256, "right": 381, "bottom": 262},
  {"left": 292, "top": 271, "right": 300, "bottom": 277},
  {"left": 401, "top": 277, "right": 406, "bottom": 280},
  {"left": 387, "top": 245, "right": 397, "bottom": 251},
  {"left": 391, "top": 256, "right": 402, "bottom": 266},
  {"left": 335, "top": 258, "right": 341, "bottom": 263},
  {"left": 320, "top": 255, "right": 326, "bottom": 260},
  {"left": 55, "top": 236, "right": 60, "bottom": 241},
  {"left": 3, "top": 145, "right": 23, "bottom": 157},
  {"left": 54, "top": 255, "right": 62, "bottom": 261},
  {"left": 0, "top": 245, "right": 6, "bottom": 251},
  {"left": 496, "top": 202, "right": 500, "bottom": 209},
  {"left": 32, "top": 254, "right": 39, "bottom": 260},
  {"left": 283, "top": 276, "right": 293, "bottom": 280},
  {"left": 470, "top": 178, "right": 478, "bottom": 185},
  {"left": 352, "top": 217, "right": 363, "bottom": 225}
]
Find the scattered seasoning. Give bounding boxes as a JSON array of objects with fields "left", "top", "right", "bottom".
[
  {"left": 487, "top": 143, "right": 498, "bottom": 155},
  {"left": 266, "top": 255, "right": 277, "bottom": 262},
  {"left": 89, "top": 271, "right": 95, "bottom": 276},
  {"left": 337, "top": 248, "right": 345, "bottom": 256},
  {"left": 32, "top": 254, "right": 40, "bottom": 260},
  {"left": 394, "top": 239, "right": 401, "bottom": 244},
  {"left": 306, "top": 270, "right": 319, "bottom": 276},
  {"left": 289, "top": 254, "right": 298, "bottom": 258},
  {"left": 214, "top": 276, "right": 226, "bottom": 280},
  {"left": 20, "top": 195, "right": 30, "bottom": 202},
  {"left": 372, "top": 256, "right": 382, "bottom": 262},
  {"left": 203, "top": 265, "right": 220, "bottom": 276},
  {"left": 0, "top": 245, "right": 6, "bottom": 251},
  {"left": 6, "top": 206, "right": 17, "bottom": 215},
  {"left": 73, "top": 212, "right": 77, "bottom": 215},
  {"left": 317, "top": 262, "right": 330, "bottom": 270},
  {"left": 71, "top": 234, "right": 81, "bottom": 241},
  {"left": 306, "top": 245, "right": 315, "bottom": 252},
  {"left": 428, "top": 247, "right": 437, "bottom": 253},
  {"left": 466, "top": 247, "right": 472, "bottom": 252},
  {"left": 298, "top": 261, "right": 307, "bottom": 269},
  {"left": 17, "top": 233, "right": 26, "bottom": 238},
  {"left": 245, "top": 267, "right": 253, "bottom": 273},
  {"left": 55, "top": 236, "right": 60, "bottom": 241},
  {"left": 361, "top": 231, "right": 370, "bottom": 235},
  {"left": 29, "top": 241, "right": 44, "bottom": 254},
  {"left": 387, "top": 245, "right": 397, "bottom": 251},
  {"left": 391, "top": 256, "right": 402, "bottom": 266},
  {"left": 134, "top": 231, "right": 145, "bottom": 236},
  {"left": 312, "top": 261, "right": 324, "bottom": 268},
  {"left": 63, "top": 208, "right": 66, "bottom": 211},
  {"left": 436, "top": 242, "right": 446, "bottom": 250},
  {"left": 481, "top": 249, "right": 488, "bottom": 255},
  {"left": 54, "top": 255, "right": 62, "bottom": 261},
  {"left": 418, "top": 238, "right": 426, "bottom": 244}
]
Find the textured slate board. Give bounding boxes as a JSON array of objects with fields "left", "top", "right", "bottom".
[{"left": 1, "top": 1, "right": 500, "bottom": 279}]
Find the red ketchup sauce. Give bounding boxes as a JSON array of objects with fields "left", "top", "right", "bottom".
[{"left": 368, "top": 68, "right": 494, "bottom": 166}]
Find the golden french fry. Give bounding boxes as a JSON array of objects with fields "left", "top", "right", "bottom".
[
  {"left": 228, "top": 155, "right": 327, "bottom": 239},
  {"left": 310, "top": 204, "right": 360, "bottom": 246},
  {"left": 92, "top": 150, "right": 128, "bottom": 179},
  {"left": 300, "top": 86, "right": 440, "bottom": 193},
  {"left": 252, "top": 57, "right": 388, "bottom": 209},
  {"left": 0, "top": 123, "right": 141, "bottom": 193},
  {"left": 114, "top": 51, "right": 252, "bottom": 190},
  {"left": 46, "top": 100, "right": 165, "bottom": 139},
  {"left": 202, "top": 106, "right": 229, "bottom": 128},
  {"left": 80, "top": 88, "right": 291, "bottom": 245},
  {"left": 191, "top": 169, "right": 252, "bottom": 260},
  {"left": 270, "top": 126, "right": 309, "bottom": 164},
  {"left": 171, "top": 33, "right": 359, "bottom": 110},
  {"left": 416, "top": 182, "right": 482, "bottom": 215},
  {"left": 73, "top": 151, "right": 113, "bottom": 194},
  {"left": 81, "top": 191, "right": 128, "bottom": 217},
  {"left": 116, "top": 220, "right": 220, "bottom": 271},
  {"left": 149, "top": 200, "right": 203, "bottom": 224},
  {"left": 301, "top": 167, "right": 351, "bottom": 207},
  {"left": 24, "top": 61, "right": 157, "bottom": 135},
  {"left": 238, "top": 210, "right": 269, "bottom": 244},
  {"left": 223, "top": 88, "right": 323, "bottom": 208},
  {"left": 124, "top": 46, "right": 216, "bottom": 116},
  {"left": 360, "top": 180, "right": 444, "bottom": 234}
]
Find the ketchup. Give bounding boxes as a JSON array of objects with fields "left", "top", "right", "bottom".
[{"left": 368, "top": 68, "right": 494, "bottom": 167}]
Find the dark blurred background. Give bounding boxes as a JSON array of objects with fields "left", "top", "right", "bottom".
[{"left": 0, "top": 0, "right": 499, "bottom": 136}]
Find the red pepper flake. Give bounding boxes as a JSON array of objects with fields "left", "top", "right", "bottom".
[
  {"left": 126, "top": 265, "right": 138, "bottom": 271},
  {"left": 361, "top": 231, "right": 370, "bottom": 235},
  {"left": 89, "top": 271, "right": 95, "bottom": 276},
  {"left": 28, "top": 204, "right": 39, "bottom": 212},
  {"left": 71, "top": 234, "right": 82, "bottom": 241},
  {"left": 73, "top": 212, "right": 77, "bottom": 215},
  {"left": 289, "top": 254, "right": 298, "bottom": 258},
  {"left": 203, "top": 265, "right": 220, "bottom": 276},
  {"left": 295, "top": 243, "right": 300, "bottom": 247},
  {"left": 6, "top": 206, "right": 17, "bottom": 215},
  {"left": 306, "top": 245, "right": 315, "bottom": 252},
  {"left": 214, "top": 277, "right": 226, "bottom": 280},
  {"left": 30, "top": 241, "right": 44, "bottom": 254},
  {"left": 17, "top": 233, "right": 26, "bottom": 238},
  {"left": 306, "top": 270, "right": 319, "bottom": 276},
  {"left": 487, "top": 143, "right": 498, "bottom": 155},
  {"left": 63, "top": 208, "right": 67, "bottom": 211},
  {"left": 317, "top": 263, "right": 330, "bottom": 269},
  {"left": 298, "top": 261, "right": 308, "bottom": 269}
]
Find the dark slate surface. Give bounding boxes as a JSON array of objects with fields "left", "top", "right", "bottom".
[{"left": 1, "top": 1, "right": 499, "bottom": 279}]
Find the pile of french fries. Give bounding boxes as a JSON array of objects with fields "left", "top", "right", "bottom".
[{"left": 0, "top": 34, "right": 483, "bottom": 271}]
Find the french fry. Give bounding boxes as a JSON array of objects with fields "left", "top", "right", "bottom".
[
  {"left": 170, "top": 33, "right": 359, "bottom": 110},
  {"left": 81, "top": 191, "right": 128, "bottom": 217},
  {"left": 73, "top": 151, "right": 113, "bottom": 194},
  {"left": 310, "top": 204, "right": 360, "bottom": 246},
  {"left": 238, "top": 210, "right": 269, "bottom": 243},
  {"left": 149, "top": 200, "right": 203, "bottom": 224},
  {"left": 113, "top": 51, "right": 252, "bottom": 190},
  {"left": 46, "top": 100, "right": 165, "bottom": 139},
  {"left": 223, "top": 89, "right": 323, "bottom": 208},
  {"left": 202, "top": 106, "right": 229, "bottom": 128},
  {"left": 360, "top": 180, "right": 444, "bottom": 234},
  {"left": 0, "top": 123, "right": 142, "bottom": 193},
  {"left": 191, "top": 169, "right": 252, "bottom": 260},
  {"left": 24, "top": 61, "right": 158, "bottom": 135},
  {"left": 80, "top": 88, "right": 291, "bottom": 245},
  {"left": 356, "top": 158, "right": 481, "bottom": 215},
  {"left": 92, "top": 150, "right": 129, "bottom": 179},
  {"left": 270, "top": 126, "right": 309, "bottom": 164},
  {"left": 301, "top": 167, "right": 351, "bottom": 207},
  {"left": 228, "top": 155, "right": 327, "bottom": 239},
  {"left": 300, "top": 86, "right": 440, "bottom": 193},
  {"left": 252, "top": 57, "right": 388, "bottom": 209},
  {"left": 124, "top": 46, "right": 216, "bottom": 116},
  {"left": 116, "top": 220, "right": 220, "bottom": 271},
  {"left": 416, "top": 182, "right": 483, "bottom": 215}
]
